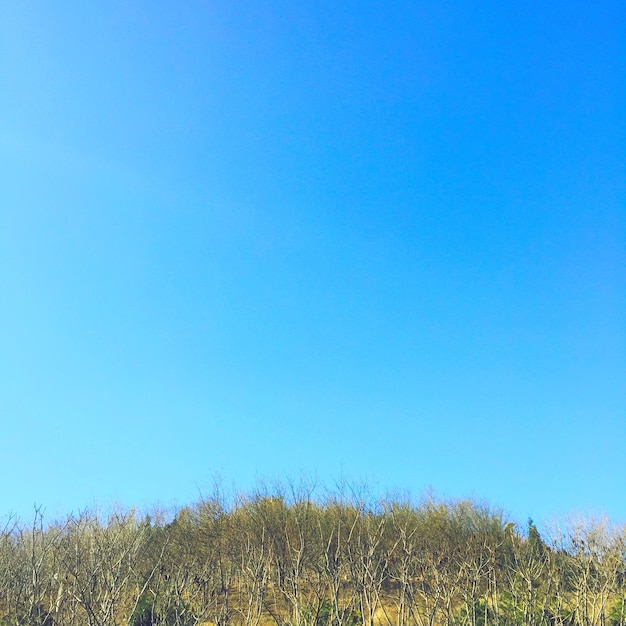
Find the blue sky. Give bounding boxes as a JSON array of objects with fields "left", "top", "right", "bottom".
[{"left": 1, "top": 1, "right": 624, "bottom": 527}]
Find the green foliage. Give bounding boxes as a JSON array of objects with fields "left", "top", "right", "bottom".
[
  {"left": 527, "top": 518, "right": 547, "bottom": 561},
  {"left": 130, "top": 591, "right": 198, "bottom": 626},
  {"left": 130, "top": 593, "right": 156, "bottom": 626},
  {"left": 457, "top": 599, "right": 492, "bottom": 626},
  {"left": 609, "top": 598, "right": 626, "bottom": 626},
  {"left": 302, "top": 601, "right": 362, "bottom": 626}
]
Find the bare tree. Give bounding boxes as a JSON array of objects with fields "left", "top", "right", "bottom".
[
  {"left": 56, "top": 509, "right": 152, "bottom": 626},
  {"left": 560, "top": 517, "right": 625, "bottom": 626},
  {"left": 387, "top": 502, "right": 423, "bottom": 626},
  {"left": 344, "top": 497, "right": 390, "bottom": 626},
  {"left": 231, "top": 495, "right": 275, "bottom": 626}
]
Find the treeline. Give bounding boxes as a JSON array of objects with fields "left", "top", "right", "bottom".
[{"left": 1, "top": 485, "right": 625, "bottom": 626}]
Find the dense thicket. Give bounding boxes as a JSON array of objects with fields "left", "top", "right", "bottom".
[{"left": 1, "top": 486, "right": 625, "bottom": 626}]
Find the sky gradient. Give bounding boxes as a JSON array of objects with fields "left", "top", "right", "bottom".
[{"left": 1, "top": 1, "right": 625, "bottom": 527}]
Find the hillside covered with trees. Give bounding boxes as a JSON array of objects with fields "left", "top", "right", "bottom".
[{"left": 1, "top": 485, "right": 625, "bottom": 626}]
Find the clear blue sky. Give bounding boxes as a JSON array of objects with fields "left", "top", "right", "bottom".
[{"left": 1, "top": 1, "right": 624, "bottom": 527}]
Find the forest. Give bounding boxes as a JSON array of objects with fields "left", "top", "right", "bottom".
[{"left": 1, "top": 484, "right": 625, "bottom": 626}]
